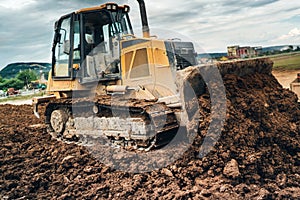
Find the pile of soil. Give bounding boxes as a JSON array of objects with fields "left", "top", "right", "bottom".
[{"left": 0, "top": 67, "right": 299, "bottom": 199}]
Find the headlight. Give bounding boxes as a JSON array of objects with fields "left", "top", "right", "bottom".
[
  {"left": 106, "top": 3, "right": 118, "bottom": 11},
  {"left": 124, "top": 5, "right": 130, "bottom": 12}
]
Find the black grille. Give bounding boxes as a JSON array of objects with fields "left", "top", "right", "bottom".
[{"left": 165, "top": 41, "right": 197, "bottom": 70}]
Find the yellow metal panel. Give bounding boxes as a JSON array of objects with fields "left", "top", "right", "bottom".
[
  {"left": 151, "top": 40, "right": 169, "bottom": 67},
  {"left": 76, "top": 4, "right": 107, "bottom": 13},
  {"left": 129, "top": 48, "right": 150, "bottom": 79},
  {"left": 123, "top": 51, "right": 135, "bottom": 79},
  {"left": 120, "top": 37, "right": 178, "bottom": 99},
  {"left": 54, "top": 63, "right": 69, "bottom": 77},
  {"left": 153, "top": 48, "right": 169, "bottom": 67},
  {"left": 121, "top": 39, "right": 152, "bottom": 78}
]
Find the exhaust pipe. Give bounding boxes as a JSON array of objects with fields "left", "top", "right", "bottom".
[{"left": 137, "top": 0, "right": 150, "bottom": 38}]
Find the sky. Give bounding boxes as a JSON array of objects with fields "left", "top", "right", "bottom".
[{"left": 0, "top": 0, "right": 300, "bottom": 69}]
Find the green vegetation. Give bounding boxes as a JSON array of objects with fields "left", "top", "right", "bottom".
[
  {"left": 0, "top": 62, "right": 51, "bottom": 79},
  {"left": 0, "top": 78, "right": 24, "bottom": 90},
  {"left": 270, "top": 52, "right": 300, "bottom": 70},
  {"left": 0, "top": 70, "right": 38, "bottom": 90},
  {"left": 16, "top": 70, "right": 38, "bottom": 86}
]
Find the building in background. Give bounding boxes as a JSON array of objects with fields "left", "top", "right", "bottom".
[
  {"left": 227, "top": 46, "right": 239, "bottom": 57},
  {"left": 227, "top": 45, "right": 262, "bottom": 59}
]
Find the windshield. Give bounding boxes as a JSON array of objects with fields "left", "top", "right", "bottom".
[{"left": 80, "top": 9, "right": 133, "bottom": 82}]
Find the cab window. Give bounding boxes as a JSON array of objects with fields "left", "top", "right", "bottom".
[{"left": 53, "top": 16, "right": 71, "bottom": 77}]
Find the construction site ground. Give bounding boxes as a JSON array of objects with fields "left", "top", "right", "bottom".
[
  {"left": 272, "top": 69, "right": 299, "bottom": 89},
  {"left": 0, "top": 68, "right": 299, "bottom": 199}
]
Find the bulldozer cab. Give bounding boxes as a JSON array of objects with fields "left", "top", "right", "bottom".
[{"left": 51, "top": 4, "right": 133, "bottom": 84}]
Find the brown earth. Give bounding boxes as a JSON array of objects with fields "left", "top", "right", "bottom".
[
  {"left": 272, "top": 69, "right": 299, "bottom": 89},
  {"left": 0, "top": 68, "right": 300, "bottom": 199}
]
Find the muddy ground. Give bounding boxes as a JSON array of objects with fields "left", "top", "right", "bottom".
[
  {"left": 272, "top": 70, "right": 299, "bottom": 89},
  {"left": 0, "top": 68, "right": 300, "bottom": 199}
]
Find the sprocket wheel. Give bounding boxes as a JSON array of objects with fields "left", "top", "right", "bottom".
[{"left": 50, "top": 109, "right": 69, "bottom": 134}]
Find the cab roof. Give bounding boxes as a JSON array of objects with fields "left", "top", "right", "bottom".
[{"left": 75, "top": 3, "right": 130, "bottom": 14}]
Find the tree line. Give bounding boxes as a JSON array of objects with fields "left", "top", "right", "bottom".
[
  {"left": 263, "top": 46, "right": 300, "bottom": 56},
  {"left": 0, "top": 70, "right": 38, "bottom": 91}
]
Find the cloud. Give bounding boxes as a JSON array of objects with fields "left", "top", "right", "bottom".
[
  {"left": 143, "top": 0, "right": 300, "bottom": 51},
  {"left": 279, "top": 28, "right": 300, "bottom": 40},
  {"left": 220, "top": 0, "right": 279, "bottom": 8},
  {"left": 0, "top": 0, "right": 300, "bottom": 68},
  {"left": 0, "top": 0, "right": 36, "bottom": 10}
]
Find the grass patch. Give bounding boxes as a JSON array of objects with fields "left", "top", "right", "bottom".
[
  {"left": 270, "top": 52, "right": 300, "bottom": 70},
  {"left": 0, "top": 92, "right": 45, "bottom": 103}
]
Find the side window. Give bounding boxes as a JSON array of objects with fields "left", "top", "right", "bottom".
[
  {"left": 54, "top": 17, "right": 71, "bottom": 77},
  {"left": 73, "top": 21, "right": 80, "bottom": 61},
  {"left": 103, "top": 25, "right": 110, "bottom": 53}
]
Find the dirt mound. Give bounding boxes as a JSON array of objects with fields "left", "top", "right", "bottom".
[{"left": 1, "top": 68, "right": 300, "bottom": 199}]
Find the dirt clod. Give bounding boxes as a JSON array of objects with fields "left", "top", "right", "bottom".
[{"left": 223, "top": 159, "right": 240, "bottom": 179}]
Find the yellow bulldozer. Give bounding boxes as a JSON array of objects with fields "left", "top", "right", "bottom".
[{"left": 33, "top": 0, "right": 272, "bottom": 150}]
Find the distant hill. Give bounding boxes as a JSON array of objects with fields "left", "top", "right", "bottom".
[
  {"left": 257, "top": 45, "right": 299, "bottom": 53},
  {"left": 197, "top": 45, "right": 300, "bottom": 59},
  {"left": 261, "top": 45, "right": 292, "bottom": 53},
  {"left": 198, "top": 53, "right": 227, "bottom": 59},
  {"left": 0, "top": 62, "right": 51, "bottom": 79}
]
